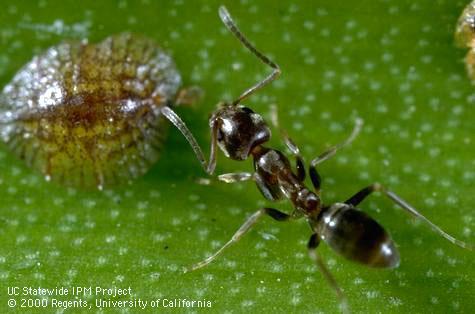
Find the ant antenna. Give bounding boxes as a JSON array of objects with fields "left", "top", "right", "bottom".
[{"left": 219, "top": 6, "right": 281, "bottom": 106}]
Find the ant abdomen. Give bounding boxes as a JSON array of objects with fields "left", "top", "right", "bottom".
[{"left": 315, "top": 203, "right": 400, "bottom": 268}]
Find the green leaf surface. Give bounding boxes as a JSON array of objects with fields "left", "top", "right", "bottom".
[{"left": 0, "top": 1, "right": 474, "bottom": 313}]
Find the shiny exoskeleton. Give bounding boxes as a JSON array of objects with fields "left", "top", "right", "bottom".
[{"left": 166, "top": 6, "right": 474, "bottom": 313}]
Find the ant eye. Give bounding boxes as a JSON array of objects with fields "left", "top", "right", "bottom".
[{"left": 241, "top": 107, "right": 254, "bottom": 114}]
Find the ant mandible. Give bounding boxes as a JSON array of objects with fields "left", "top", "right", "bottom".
[{"left": 162, "top": 6, "right": 474, "bottom": 313}]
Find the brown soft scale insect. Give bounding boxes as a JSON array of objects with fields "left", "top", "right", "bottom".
[
  {"left": 162, "top": 6, "right": 473, "bottom": 313},
  {"left": 456, "top": 0, "right": 475, "bottom": 80},
  {"left": 0, "top": 32, "right": 202, "bottom": 189}
]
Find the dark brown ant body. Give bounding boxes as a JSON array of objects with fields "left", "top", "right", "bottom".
[{"left": 164, "top": 6, "right": 474, "bottom": 312}]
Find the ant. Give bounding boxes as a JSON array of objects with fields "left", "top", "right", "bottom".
[{"left": 162, "top": 6, "right": 474, "bottom": 313}]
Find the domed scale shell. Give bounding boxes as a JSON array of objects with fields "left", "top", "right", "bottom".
[
  {"left": 455, "top": 1, "right": 475, "bottom": 82},
  {"left": 0, "top": 33, "right": 182, "bottom": 189},
  {"left": 455, "top": 0, "right": 475, "bottom": 48}
]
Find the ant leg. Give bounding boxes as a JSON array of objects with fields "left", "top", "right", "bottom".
[
  {"left": 218, "top": 172, "right": 253, "bottom": 183},
  {"left": 161, "top": 106, "right": 218, "bottom": 174},
  {"left": 309, "top": 166, "right": 323, "bottom": 193},
  {"left": 196, "top": 172, "right": 252, "bottom": 186},
  {"left": 308, "top": 234, "right": 349, "bottom": 314},
  {"left": 270, "top": 104, "right": 305, "bottom": 181},
  {"left": 185, "top": 207, "right": 292, "bottom": 272},
  {"left": 310, "top": 118, "right": 363, "bottom": 167},
  {"left": 174, "top": 86, "right": 204, "bottom": 107},
  {"left": 345, "top": 183, "right": 474, "bottom": 250},
  {"left": 309, "top": 118, "right": 363, "bottom": 192}
]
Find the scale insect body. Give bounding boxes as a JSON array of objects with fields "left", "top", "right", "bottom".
[
  {"left": 456, "top": 0, "right": 475, "bottom": 81},
  {"left": 0, "top": 33, "right": 201, "bottom": 190},
  {"left": 164, "top": 6, "right": 474, "bottom": 313}
]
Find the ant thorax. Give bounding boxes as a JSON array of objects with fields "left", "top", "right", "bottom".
[
  {"left": 210, "top": 104, "right": 270, "bottom": 160},
  {"left": 252, "top": 146, "right": 320, "bottom": 214}
]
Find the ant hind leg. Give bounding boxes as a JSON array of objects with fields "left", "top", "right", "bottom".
[
  {"left": 345, "top": 183, "right": 474, "bottom": 250},
  {"left": 307, "top": 234, "right": 349, "bottom": 314},
  {"left": 185, "top": 207, "right": 292, "bottom": 272}
]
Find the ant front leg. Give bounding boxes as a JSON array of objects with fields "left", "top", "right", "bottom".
[
  {"left": 196, "top": 172, "right": 253, "bottom": 186},
  {"left": 309, "top": 118, "right": 364, "bottom": 193},
  {"left": 307, "top": 234, "right": 349, "bottom": 314},
  {"left": 217, "top": 172, "right": 253, "bottom": 183},
  {"left": 345, "top": 183, "right": 474, "bottom": 250},
  {"left": 270, "top": 104, "right": 305, "bottom": 181},
  {"left": 185, "top": 207, "right": 292, "bottom": 272}
]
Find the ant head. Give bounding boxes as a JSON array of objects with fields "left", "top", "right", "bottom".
[{"left": 210, "top": 104, "right": 270, "bottom": 160}]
